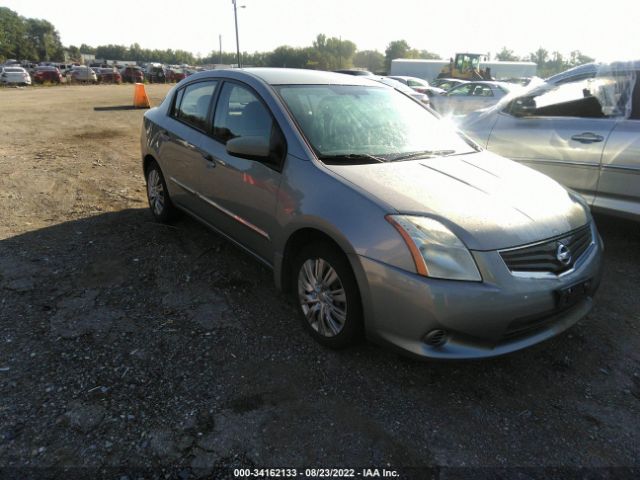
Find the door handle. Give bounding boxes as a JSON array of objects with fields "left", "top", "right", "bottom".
[
  {"left": 571, "top": 132, "right": 604, "bottom": 143},
  {"left": 200, "top": 151, "right": 216, "bottom": 167}
]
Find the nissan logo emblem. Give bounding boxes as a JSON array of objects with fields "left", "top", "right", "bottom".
[{"left": 556, "top": 242, "right": 572, "bottom": 266}]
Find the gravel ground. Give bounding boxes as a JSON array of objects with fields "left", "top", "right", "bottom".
[{"left": 0, "top": 85, "right": 639, "bottom": 479}]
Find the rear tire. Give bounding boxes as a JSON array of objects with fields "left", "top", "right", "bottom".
[
  {"left": 145, "top": 160, "right": 179, "bottom": 223},
  {"left": 292, "top": 242, "right": 363, "bottom": 349}
]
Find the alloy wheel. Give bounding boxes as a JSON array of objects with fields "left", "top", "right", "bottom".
[
  {"left": 297, "top": 258, "right": 347, "bottom": 337},
  {"left": 147, "top": 169, "right": 165, "bottom": 217}
]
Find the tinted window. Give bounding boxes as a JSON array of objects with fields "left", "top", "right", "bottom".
[
  {"left": 448, "top": 84, "right": 474, "bottom": 96},
  {"left": 470, "top": 85, "right": 494, "bottom": 97},
  {"left": 174, "top": 81, "right": 218, "bottom": 131},
  {"left": 213, "top": 83, "right": 273, "bottom": 144}
]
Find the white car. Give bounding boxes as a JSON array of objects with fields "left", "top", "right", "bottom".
[
  {"left": 388, "top": 75, "right": 446, "bottom": 97},
  {"left": 430, "top": 81, "right": 512, "bottom": 116},
  {"left": 0, "top": 67, "right": 32, "bottom": 86},
  {"left": 69, "top": 67, "right": 98, "bottom": 84}
]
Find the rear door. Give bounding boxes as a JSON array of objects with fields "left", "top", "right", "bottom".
[
  {"left": 464, "top": 83, "right": 497, "bottom": 113},
  {"left": 486, "top": 77, "right": 619, "bottom": 203},
  {"left": 595, "top": 74, "right": 640, "bottom": 216},
  {"left": 156, "top": 80, "right": 219, "bottom": 214}
]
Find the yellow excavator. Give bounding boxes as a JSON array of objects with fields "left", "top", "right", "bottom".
[{"left": 438, "top": 53, "right": 492, "bottom": 80}]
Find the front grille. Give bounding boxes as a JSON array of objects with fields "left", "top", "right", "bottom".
[{"left": 499, "top": 224, "right": 592, "bottom": 274}]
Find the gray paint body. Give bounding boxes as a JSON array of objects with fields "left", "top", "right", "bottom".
[
  {"left": 460, "top": 71, "right": 640, "bottom": 220},
  {"left": 141, "top": 68, "right": 603, "bottom": 359}
]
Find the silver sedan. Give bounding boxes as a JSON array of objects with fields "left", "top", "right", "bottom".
[
  {"left": 140, "top": 68, "right": 602, "bottom": 359},
  {"left": 460, "top": 63, "right": 640, "bottom": 220},
  {"left": 430, "top": 81, "right": 512, "bottom": 116}
]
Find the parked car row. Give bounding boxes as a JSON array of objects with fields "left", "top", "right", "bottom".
[
  {"left": 0, "top": 61, "right": 196, "bottom": 86},
  {"left": 332, "top": 72, "right": 513, "bottom": 117}
]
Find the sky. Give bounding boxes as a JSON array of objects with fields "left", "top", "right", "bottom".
[{"left": 3, "top": 0, "right": 639, "bottom": 62}]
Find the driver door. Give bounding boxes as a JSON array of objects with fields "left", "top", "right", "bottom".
[
  {"left": 486, "top": 78, "right": 619, "bottom": 203},
  {"left": 196, "top": 81, "right": 286, "bottom": 264}
]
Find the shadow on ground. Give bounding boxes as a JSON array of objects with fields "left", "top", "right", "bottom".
[{"left": 0, "top": 209, "right": 638, "bottom": 473}]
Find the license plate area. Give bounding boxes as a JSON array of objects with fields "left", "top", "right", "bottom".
[{"left": 556, "top": 279, "right": 592, "bottom": 310}]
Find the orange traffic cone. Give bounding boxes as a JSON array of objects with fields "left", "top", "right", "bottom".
[{"left": 133, "top": 83, "right": 151, "bottom": 108}]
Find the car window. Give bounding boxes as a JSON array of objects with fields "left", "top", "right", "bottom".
[
  {"left": 508, "top": 75, "right": 634, "bottom": 118},
  {"left": 437, "top": 81, "right": 461, "bottom": 90},
  {"left": 407, "top": 79, "right": 427, "bottom": 87},
  {"left": 631, "top": 75, "right": 640, "bottom": 119},
  {"left": 470, "top": 85, "right": 494, "bottom": 97},
  {"left": 213, "top": 83, "right": 274, "bottom": 144},
  {"left": 448, "top": 84, "right": 474, "bottom": 96},
  {"left": 173, "top": 81, "right": 218, "bottom": 131}
]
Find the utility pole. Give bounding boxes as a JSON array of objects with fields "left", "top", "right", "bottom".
[
  {"left": 232, "top": 0, "right": 242, "bottom": 68},
  {"left": 219, "top": 34, "right": 222, "bottom": 64}
]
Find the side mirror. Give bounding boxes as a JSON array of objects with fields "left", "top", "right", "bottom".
[{"left": 226, "top": 136, "right": 270, "bottom": 159}]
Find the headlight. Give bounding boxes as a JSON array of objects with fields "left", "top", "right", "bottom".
[{"left": 386, "top": 215, "right": 482, "bottom": 282}]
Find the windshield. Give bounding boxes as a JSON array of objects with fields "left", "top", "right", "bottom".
[{"left": 275, "top": 84, "right": 475, "bottom": 162}]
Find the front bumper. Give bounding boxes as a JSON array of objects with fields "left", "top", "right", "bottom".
[{"left": 354, "top": 223, "right": 603, "bottom": 360}]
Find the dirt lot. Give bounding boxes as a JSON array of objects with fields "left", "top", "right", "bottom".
[{"left": 0, "top": 84, "right": 639, "bottom": 479}]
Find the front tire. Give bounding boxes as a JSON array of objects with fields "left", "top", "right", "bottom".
[
  {"left": 293, "top": 242, "right": 363, "bottom": 349},
  {"left": 145, "top": 161, "right": 178, "bottom": 223}
]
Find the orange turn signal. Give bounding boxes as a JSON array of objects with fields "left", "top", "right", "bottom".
[{"left": 386, "top": 215, "right": 429, "bottom": 276}]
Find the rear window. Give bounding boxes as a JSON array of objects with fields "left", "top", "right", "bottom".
[
  {"left": 172, "top": 81, "right": 218, "bottom": 131},
  {"left": 5, "top": 68, "right": 23, "bottom": 72}
]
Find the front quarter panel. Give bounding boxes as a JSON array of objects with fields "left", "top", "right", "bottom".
[
  {"left": 458, "top": 108, "right": 500, "bottom": 148},
  {"left": 273, "top": 155, "right": 416, "bottom": 274}
]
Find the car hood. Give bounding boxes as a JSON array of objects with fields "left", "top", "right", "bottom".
[{"left": 325, "top": 151, "right": 589, "bottom": 251}]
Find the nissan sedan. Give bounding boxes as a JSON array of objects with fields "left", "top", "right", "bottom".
[{"left": 140, "top": 68, "right": 603, "bottom": 359}]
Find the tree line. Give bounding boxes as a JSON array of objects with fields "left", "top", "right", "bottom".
[
  {"left": 1, "top": 6, "right": 595, "bottom": 77},
  {"left": 0, "top": 7, "right": 64, "bottom": 62}
]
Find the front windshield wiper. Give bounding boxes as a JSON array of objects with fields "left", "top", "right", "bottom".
[
  {"left": 389, "top": 150, "right": 456, "bottom": 162},
  {"left": 317, "top": 153, "right": 387, "bottom": 165}
]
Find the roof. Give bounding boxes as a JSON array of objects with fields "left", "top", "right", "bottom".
[
  {"left": 546, "top": 60, "right": 640, "bottom": 84},
  {"left": 389, "top": 75, "right": 428, "bottom": 82},
  {"left": 245, "top": 68, "right": 380, "bottom": 85},
  {"left": 459, "top": 80, "right": 509, "bottom": 87},
  {"left": 207, "top": 68, "right": 385, "bottom": 86}
]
